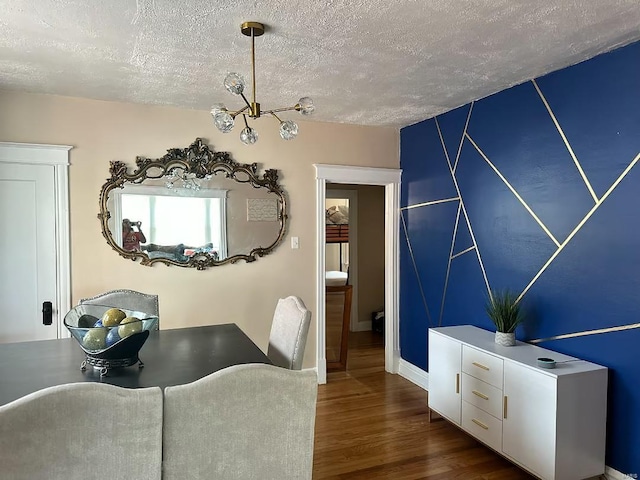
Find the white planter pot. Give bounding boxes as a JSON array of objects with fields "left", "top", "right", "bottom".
[{"left": 495, "top": 331, "right": 516, "bottom": 346}]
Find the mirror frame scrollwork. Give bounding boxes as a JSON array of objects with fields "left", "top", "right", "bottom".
[{"left": 98, "top": 138, "right": 287, "bottom": 270}]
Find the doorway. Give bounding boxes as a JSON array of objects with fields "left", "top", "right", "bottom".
[
  {"left": 325, "top": 185, "right": 386, "bottom": 374},
  {"left": 0, "top": 142, "right": 72, "bottom": 343},
  {"left": 314, "top": 164, "right": 401, "bottom": 384}
]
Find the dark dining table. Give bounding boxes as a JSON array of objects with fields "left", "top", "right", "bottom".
[{"left": 0, "top": 323, "right": 271, "bottom": 406}]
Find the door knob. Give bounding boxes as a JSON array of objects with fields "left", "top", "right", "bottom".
[{"left": 42, "top": 301, "right": 53, "bottom": 325}]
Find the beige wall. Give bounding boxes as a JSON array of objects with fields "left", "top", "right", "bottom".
[
  {"left": 355, "top": 185, "right": 385, "bottom": 325},
  {"left": 0, "top": 90, "right": 399, "bottom": 368}
]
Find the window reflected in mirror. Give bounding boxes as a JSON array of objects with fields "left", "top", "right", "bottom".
[{"left": 115, "top": 186, "right": 228, "bottom": 262}]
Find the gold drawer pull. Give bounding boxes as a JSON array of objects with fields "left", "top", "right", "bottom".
[
  {"left": 455, "top": 373, "right": 460, "bottom": 394},
  {"left": 503, "top": 396, "right": 508, "bottom": 419},
  {"left": 472, "top": 361, "right": 490, "bottom": 371},
  {"left": 472, "top": 390, "right": 489, "bottom": 400},
  {"left": 472, "top": 418, "right": 489, "bottom": 430}
]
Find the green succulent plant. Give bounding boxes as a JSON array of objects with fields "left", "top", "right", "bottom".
[{"left": 485, "top": 290, "right": 523, "bottom": 333}]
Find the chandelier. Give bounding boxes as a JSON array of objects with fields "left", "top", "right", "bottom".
[
  {"left": 210, "top": 22, "right": 315, "bottom": 145},
  {"left": 165, "top": 167, "right": 210, "bottom": 191}
]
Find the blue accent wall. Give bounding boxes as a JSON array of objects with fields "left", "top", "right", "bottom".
[{"left": 400, "top": 40, "right": 640, "bottom": 473}]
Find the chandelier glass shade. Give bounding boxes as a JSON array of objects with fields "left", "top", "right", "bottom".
[
  {"left": 211, "top": 22, "right": 314, "bottom": 145},
  {"left": 165, "top": 167, "right": 210, "bottom": 191}
]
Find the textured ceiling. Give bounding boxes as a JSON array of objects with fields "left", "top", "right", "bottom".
[{"left": 1, "top": 0, "right": 639, "bottom": 127}]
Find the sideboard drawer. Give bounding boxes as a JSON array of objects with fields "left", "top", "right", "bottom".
[
  {"left": 461, "top": 373, "right": 503, "bottom": 419},
  {"left": 462, "top": 345, "right": 503, "bottom": 389},
  {"left": 462, "top": 401, "right": 503, "bottom": 452}
]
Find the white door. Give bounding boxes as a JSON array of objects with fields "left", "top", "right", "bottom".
[
  {"left": 428, "top": 330, "right": 462, "bottom": 425},
  {"left": 0, "top": 162, "right": 59, "bottom": 343}
]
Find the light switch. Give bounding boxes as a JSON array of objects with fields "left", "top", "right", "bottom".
[{"left": 291, "top": 236, "right": 299, "bottom": 249}]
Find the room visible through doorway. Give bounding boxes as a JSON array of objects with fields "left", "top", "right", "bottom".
[{"left": 325, "top": 184, "right": 385, "bottom": 376}]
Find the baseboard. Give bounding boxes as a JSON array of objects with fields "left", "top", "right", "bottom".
[
  {"left": 398, "top": 359, "right": 429, "bottom": 391},
  {"left": 351, "top": 321, "right": 371, "bottom": 332},
  {"left": 391, "top": 349, "right": 401, "bottom": 374},
  {"left": 603, "top": 466, "right": 635, "bottom": 479}
]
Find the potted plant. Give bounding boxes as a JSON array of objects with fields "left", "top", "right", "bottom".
[{"left": 485, "top": 290, "right": 523, "bottom": 346}]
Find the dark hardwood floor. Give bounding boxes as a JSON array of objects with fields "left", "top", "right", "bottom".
[{"left": 313, "top": 331, "right": 535, "bottom": 479}]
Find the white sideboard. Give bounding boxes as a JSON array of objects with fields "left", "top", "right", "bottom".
[{"left": 428, "top": 326, "right": 608, "bottom": 480}]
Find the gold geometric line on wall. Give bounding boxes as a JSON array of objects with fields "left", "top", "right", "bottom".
[
  {"left": 436, "top": 115, "right": 454, "bottom": 171},
  {"left": 435, "top": 116, "right": 492, "bottom": 298},
  {"left": 400, "top": 210, "right": 434, "bottom": 327},
  {"left": 401, "top": 196, "right": 460, "bottom": 210},
  {"left": 439, "top": 201, "right": 462, "bottom": 326},
  {"left": 531, "top": 79, "right": 599, "bottom": 204},
  {"left": 460, "top": 183, "right": 492, "bottom": 298},
  {"left": 466, "top": 133, "right": 562, "bottom": 248},
  {"left": 517, "top": 151, "right": 640, "bottom": 303},
  {"left": 451, "top": 245, "right": 476, "bottom": 260},
  {"left": 529, "top": 321, "right": 640, "bottom": 344},
  {"left": 453, "top": 102, "right": 475, "bottom": 174}
]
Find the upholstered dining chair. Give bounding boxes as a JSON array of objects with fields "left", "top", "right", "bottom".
[
  {"left": 267, "top": 295, "right": 312, "bottom": 370},
  {"left": 163, "top": 364, "right": 318, "bottom": 480},
  {"left": 79, "top": 289, "right": 159, "bottom": 329},
  {"left": 0, "top": 383, "right": 163, "bottom": 480}
]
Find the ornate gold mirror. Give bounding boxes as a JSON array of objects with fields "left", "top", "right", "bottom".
[{"left": 98, "top": 138, "right": 287, "bottom": 269}]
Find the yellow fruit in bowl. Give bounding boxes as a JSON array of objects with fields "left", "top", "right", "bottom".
[
  {"left": 102, "top": 308, "right": 126, "bottom": 327},
  {"left": 118, "top": 316, "right": 142, "bottom": 338}
]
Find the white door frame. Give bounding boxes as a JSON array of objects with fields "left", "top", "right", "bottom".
[
  {"left": 0, "top": 142, "right": 72, "bottom": 339},
  {"left": 315, "top": 164, "right": 401, "bottom": 384}
]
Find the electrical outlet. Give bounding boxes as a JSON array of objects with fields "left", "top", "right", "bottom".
[{"left": 291, "top": 236, "right": 299, "bottom": 249}]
